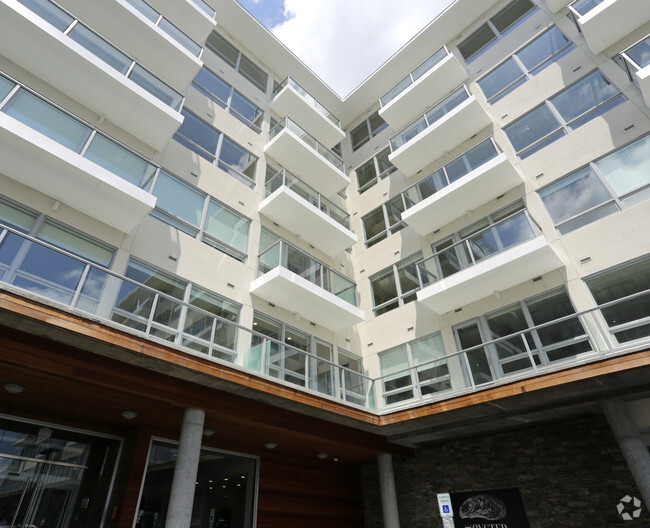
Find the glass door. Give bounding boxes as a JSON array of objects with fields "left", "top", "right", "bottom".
[
  {"left": 310, "top": 339, "right": 334, "bottom": 396},
  {"left": 453, "top": 320, "right": 496, "bottom": 385}
]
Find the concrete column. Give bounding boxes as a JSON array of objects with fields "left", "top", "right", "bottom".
[
  {"left": 602, "top": 399, "right": 650, "bottom": 509},
  {"left": 377, "top": 453, "right": 401, "bottom": 528},
  {"left": 165, "top": 408, "right": 206, "bottom": 528}
]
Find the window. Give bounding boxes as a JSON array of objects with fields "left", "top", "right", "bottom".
[
  {"left": 585, "top": 256, "right": 650, "bottom": 344},
  {"left": 614, "top": 35, "right": 650, "bottom": 86},
  {"left": 454, "top": 289, "right": 591, "bottom": 386},
  {"left": 504, "top": 70, "right": 624, "bottom": 158},
  {"left": 379, "top": 333, "right": 451, "bottom": 406},
  {"left": 173, "top": 109, "right": 258, "bottom": 185},
  {"left": 206, "top": 32, "right": 268, "bottom": 92},
  {"left": 0, "top": 196, "right": 114, "bottom": 310},
  {"left": 539, "top": 134, "right": 650, "bottom": 234},
  {"left": 193, "top": 67, "right": 263, "bottom": 133},
  {"left": 370, "top": 252, "right": 422, "bottom": 316},
  {"left": 478, "top": 26, "right": 574, "bottom": 103},
  {"left": 458, "top": 0, "right": 537, "bottom": 62},
  {"left": 362, "top": 195, "right": 406, "bottom": 248},
  {"left": 111, "top": 259, "right": 241, "bottom": 361},
  {"left": 148, "top": 170, "right": 251, "bottom": 261},
  {"left": 350, "top": 110, "right": 388, "bottom": 151},
  {"left": 338, "top": 350, "right": 367, "bottom": 406},
  {"left": 355, "top": 147, "right": 397, "bottom": 193}
]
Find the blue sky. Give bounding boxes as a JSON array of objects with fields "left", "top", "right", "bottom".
[{"left": 236, "top": 0, "right": 453, "bottom": 96}]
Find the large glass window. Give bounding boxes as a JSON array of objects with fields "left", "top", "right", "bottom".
[
  {"left": 478, "top": 26, "right": 574, "bottom": 103},
  {"left": 174, "top": 110, "right": 258, "bottom": 186},
  {"left": 453, "top": 289, "right": 591, "bottom": 385},
  {"left": 370, "top": 252, "right": 422, "bottom": 316},
  {"left": 137, "top": 440, "right": 257, "bottom": 528},
  {"left": 458, "top": 0, "right": 537, "bottom": 62},
  {"left": 504, "top": 70, "right": 624, "bottom": 158},
  {"left": 206, "top": 32, "right": 268, "bottom": 92},
  {"left": 539, "top": 134, "right": 650, "bottom": 234},
  {"left": 355, "top": 147, "right": 397, "bottom": 193},
  {"left": 193, "top": 67, "right": 263, "bottom": 133},
  {"left": 149, "top": 170, "right": 250, "bottom": 261},
  {"left": 585, "top": 256, "right": 650, "bottom": 344},
  {"left": 350, "top": 110, "right": 388, "bottom": 151},
  {"left": 379, "top": 333, "right": 451, "bottom": 406},
  {"left": 362, "top": 196, "right": 406, "bottom": 248}
]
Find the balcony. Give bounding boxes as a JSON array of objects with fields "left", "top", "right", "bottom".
[
  {"left": 568, "top": 0, "right": 650, "bottom": 55},
  {"left": 270, "top": 77, "right": 345, "bottom": 148},
  {"left": 416, "top": 210, "right": 563, "bottom": 314},
  {"left": 0, "top": 75, "right": 156, "bottom": 233},
  {"left": 259, "top": 169, "right": 357, "bottom": 255},
  {"left": 388, "top": 86, "right": 492, "bottom": 177},
  {"left": 0, "top": 0, "right": 184, "bottom": 151},
  {"left": 264, "top": 117, "right": 349, "bottom": 198},
  {"left": 615, "top": 36, "right": 650, "bottom": 109},
  {"left": 545, "top": 0, "right": 571, "bottom": 11},
  {"left": 378, "top": 47, "right": 469, "bottom": 130},
  {"left": 401, "top": 138, "right": 523, "bottom": 235},
  {"left": 54, "top": 0, "right": 203, "bottom": 91},
  {"left": 251, "top": 240, "right": 365, "bottom": 331},
  {"left": 142, "top": 0, "right": 216, "bottom": 44}
]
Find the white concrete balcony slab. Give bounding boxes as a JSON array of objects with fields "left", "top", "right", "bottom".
[
  {"left": 0, "top": 1, "right": 184, "bottom": 151},
  {"left": 55, "top": 0, "right": 202, "bottom": 91},
  {"left": 252, "top": 240, "right": 363, "bottom": 331},
  {"left": 417, "top": 235, "right": 563, "bottom": 315},
  {"left": 270, "top": 78, "right": 345, "bottom": 148},
  {"left": 389, "top": 88, "right": 492, "bottom": 177},
  {"left": 638, "top": 66, "right": 650, "bottom": 109},
  {"left": 149, "top": 0, "right": 216, "bottom": 45},
  {"left": 264, "top": 118, "right": 349, "bottom": 198},
  {"left": 379, "top": 51, "right": 469, "bottom": 130},
  {"left": 402, "top": 153, "right": 523, "bottom": 236},
  {"left": 569, "top": 0, "right": 650, "bottom": 55},
  {"left": 260, "top": 170, "right": 356, "bottom": 255},
  {"left": 0, "top": 113, "right": 156, "bottom": 233}
]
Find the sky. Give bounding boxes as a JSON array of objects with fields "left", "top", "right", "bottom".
[{"left": 236, "top": 0, "right": 454, "bottom": 96}]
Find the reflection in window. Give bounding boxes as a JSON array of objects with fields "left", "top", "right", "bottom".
[
  {"left": 362, "top": 196, "right": 406, "bottom": 247},
  {"left": 206, "top": 32, "right": 268, "bottom": 92},
  {"left": 458, "top": 0, "right": 537, "bottom": 61},
  {"left": 504, "top": 70, "right": 624, "bottom": 158},
  {"left": 350, "top": 110, "right": 388, "bottom": 151},
  {"left": 370, "top": 252, "right": 422, "bottom": 316},
  {"left": 478, "top": 26, "right": 574, "bottom": 103},
  {"left": 355, "top": 147, "right": 397, "bottom": 193},
  {"left": 586, "top": 256, "right": 650, "bottom": 344},
  {"left": 539, "top": 134, "right": 650, "bottom": 233}
]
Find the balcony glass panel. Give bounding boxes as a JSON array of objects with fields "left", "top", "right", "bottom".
[
  {"left": 68, "top": 24, "right": 131, "bottom": 74},
  {"left": 570, "top": 0, "right": 605, "bottom": 16},
  {"left": 189, "top": 0, "right": 216, "bottom": 18},
  {"left": 402, "top": 138, "right": 499, "bottom": 207},
  {"left": 272, "top": 77, "right": 340, "bottom": 126},
  {"left": 418, "top": 209, "right": 537, "bottom": 287},
  {"left": 258, "top": 240, "right": 357, "bottom": 306},
  {"left": 265, "top": 169, "right": 350, "bottom": 229},
  {"left": 269, "top": 117, "right": 344, "bottom": 171},
  {"left": 17, "top": 0, "right": 72, "bottom": 30},
  {"left": 84, "top": 134, "right": 156, "bottom": 186},
  {"left": 379, "top": 47, "right": 448, "bottom": 107},
  {"left": 390, "top": 86, "right": 469, "bottom": 151}
]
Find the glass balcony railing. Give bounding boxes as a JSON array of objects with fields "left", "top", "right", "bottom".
[
  {"left": 614, "top": 35, "right": 650, "bottom": 87},
  {"left": 16, "top": 0, "right": 184, "bottom": 110},
  {"left": 189, "top": 0, "right": 215, "bottom": 19},
  {"left": 269, "top": 117, "right": 345, "bottom": 171},
  {"left": 0, "top": 223, "right": 647, "bottom": 411},
  {"left": 0, "top": 71, "right": 164, "bottom": 189},
  {"left": 272, "top": 77, "right": 341, "bottom": 127},
  {"left": 389, "top": 86, "right": 470, "bottom": 152},
  {"left": 380, "top": 46, "right": 449, "bottom": 107},
  {"left": 401, "top": 138, "right": 500, "bottom": 208},
  {"left": 0, "top": 224, "right": 374, "bottom": 406},
  {"left": 265, "top": 169, "right": 351, "bottom": 229},
  {"left": 417, "top": 209, "right": 539, "bottom": 287},
  {"left": 123, "top": 0, "right": 202, "bottom": 57},
  {"left": 258, "top": 239, "right": 358, "bottom": 306},
  {"left": 569, "top": 0, "right": 605, "bottom": 17}
]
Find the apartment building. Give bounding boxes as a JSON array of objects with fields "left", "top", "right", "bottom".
[{"left": 0, "top": 0, "right": 649, "bottom": 526}]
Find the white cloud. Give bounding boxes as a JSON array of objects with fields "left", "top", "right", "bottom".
[{"left": 270, "top": 0, "right": 453, "bottom": 96}]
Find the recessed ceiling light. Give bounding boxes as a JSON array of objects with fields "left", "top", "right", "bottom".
[
  {"left": 3, "top": 383, "right": 26, "bottom": 394},
  {"left": 263, "top": 441, "right": 278, "bottom": 449},
  {"left": 120, "top": 410, "right": 139, "bottom": 420}
]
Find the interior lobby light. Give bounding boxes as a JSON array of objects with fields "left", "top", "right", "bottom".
[{"left": 3, "top": 383, "right": 26, "bottom": 394}]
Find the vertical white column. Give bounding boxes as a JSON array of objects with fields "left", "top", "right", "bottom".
[
  {"left": 377, "top": 453, "right": 401, "bottom": 528},
  {"left": 602, "top": 399, "right": 650, "bottom": 509},
  {"left": 165, "top": 408, "right": 206, "bottom": 528}
]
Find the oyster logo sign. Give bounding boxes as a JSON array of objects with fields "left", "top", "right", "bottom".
[
  {"left": 460, "top": 494, "right": 507, "bottom": 521},
  {"left": 617, "top": 495, "right": 642, "bottom": 521}
]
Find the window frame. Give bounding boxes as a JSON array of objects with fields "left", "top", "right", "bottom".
[
  {"left": 355, "top": 147, "right": 397, "bottom": 194},
  {"left": 370, "top": 252, "right": 423, "bottom": 316},
  {"left": 205, "top": 31, "right": 268, "bottom": 92},
  {"left": 362, "top": 195, "right": 407, "bottom": 248},
  {"left": 350, "top": 110, "right": 388, "bottom": 151}
]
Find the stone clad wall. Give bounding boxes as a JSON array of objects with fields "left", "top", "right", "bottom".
[{"left": 362, "top": 416, "right": 649, "bottom": 527}]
